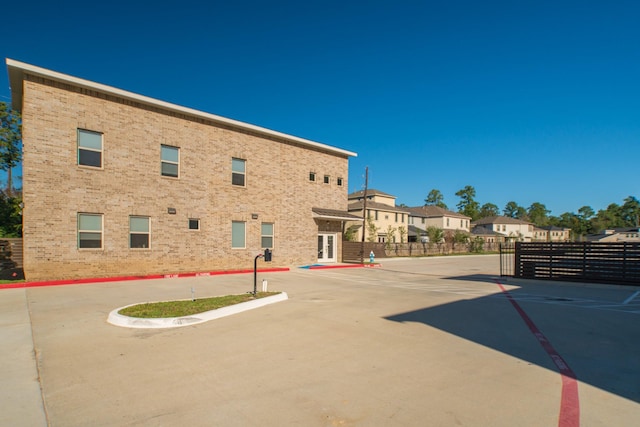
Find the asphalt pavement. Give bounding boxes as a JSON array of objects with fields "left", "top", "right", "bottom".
[{"left": 2, "top": 255, "right": 639, "bottom": 426}]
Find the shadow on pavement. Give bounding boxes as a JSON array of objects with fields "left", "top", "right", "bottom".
[{"left": 384, "top": 280, "right": 640, "bottom": 404}]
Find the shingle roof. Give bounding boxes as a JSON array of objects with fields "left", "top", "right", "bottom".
[
  {"left": 348, "top": 201, "right": 409, "bottom": 214},
  {"left": 312, "top": 208, "right": 362, "bottom": 221},
  {"left": 474, "top": 216, "right": 532, "bottom": 225},
  {"left": 406, "top": 205, "right": 470, "bottom": 219},
  {"left": 348, "top": 189, "right": 395, "bottom": 199},
  {"left": 471, "top": 225, "right": 505, "bottom": 236}
]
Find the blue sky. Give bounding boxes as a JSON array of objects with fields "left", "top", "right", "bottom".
[{"left": 2, "top": 1, "right": 638, "bottom": 216}]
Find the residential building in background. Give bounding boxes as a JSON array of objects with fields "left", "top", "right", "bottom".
[
  {"left": 586, "top": 227, "right": 640, "bottom": 242},
  {"left": 347, "top": 189, "right": 409, "bottom": 243},
  {"left": 7, "top": 58, "right": 357, "bottom": 281},
  {"left": 472, "top": 216, "right": 535, "bottom": 241},
  {"left": 406, "top": 205, "right": 471, "bottom": 242}
]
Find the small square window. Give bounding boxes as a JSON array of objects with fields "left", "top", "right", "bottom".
[
  {"left": 323, "top": 175, "right": 330, "bottom": 184},
  {"left": 337, "top": 177, "right": 343, "bottom": 186},
  {"left": 189, "top": 219, "right": 200, "bottom": 230},
  {"left": 309, "top": 172, "right": 316, "bottom": 182},
  {"left": 78, "top": 129, "right": 103, "bottom": 168},
  {"left": 232, "top": 158, "right": 246, "bottom": 186},
  {"left": 130, "top": 216, "right": 150, "bottom": 249},
  {"left": 161, "top": 145, "right": 179, "bottom": 177}
]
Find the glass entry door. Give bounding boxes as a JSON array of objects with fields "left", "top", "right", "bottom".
[{"left": 317, "top": 233, "right": 336, "bottom": 262}]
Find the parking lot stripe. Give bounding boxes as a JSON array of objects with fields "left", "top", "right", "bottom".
[
  {"left": 496, "top": 280, "right": 580, "bottom": 427},
  {"left": 623, "top": 291, "right": 640, "bottom": 305}
]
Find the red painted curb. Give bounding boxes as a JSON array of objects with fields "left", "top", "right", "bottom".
[{"left": 0, "top": 267, "right": 290, "bottom": 289}]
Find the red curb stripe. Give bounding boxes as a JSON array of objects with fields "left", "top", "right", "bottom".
[
  {"left": 0, "top": 267, "right": 290, "bottom": 289},
  {"left": 495, "top": 281, "right": 580, "bottom": 427}
]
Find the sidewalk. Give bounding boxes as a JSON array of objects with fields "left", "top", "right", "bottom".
[{"left": 0, "top": 288, "right": 47, "bottom": 426}]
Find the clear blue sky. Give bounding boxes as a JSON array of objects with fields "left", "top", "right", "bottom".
[{"left": 2, "top": 0, "right": 638, "bottom": 216}]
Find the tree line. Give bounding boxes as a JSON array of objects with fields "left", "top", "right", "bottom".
[
  {"left": 0, "top": 102, "right": 22, "bottom": 237},
  {"left": 424, "top": 186, "right": 640, "bottom": 238}
]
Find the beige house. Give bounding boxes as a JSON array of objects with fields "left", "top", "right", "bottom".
[
  {"left": 406, "top": 206, "right": 471, "bottom": 238},
  {"left": 533, "top": 226, "right": 572, "bottom": 242},
  {"left": 586, "top": 227, "right": 640, "bottom": 243},
  {"left": 7, "top": 59, "right": 357, "bottom": 281},
  {"left": 473, "top": 216, "right": 535, "bottom": 241},
  {"left": 347, "top": 189, "right": 409, "bottom": 243}
]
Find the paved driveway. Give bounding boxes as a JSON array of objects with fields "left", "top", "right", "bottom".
[{"left": 3, "top": 255, "right": 640, "bottom": 426}]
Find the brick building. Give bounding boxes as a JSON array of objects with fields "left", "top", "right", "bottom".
[{"left": 7, "top": 59, "right": 357, "bottom": 281}]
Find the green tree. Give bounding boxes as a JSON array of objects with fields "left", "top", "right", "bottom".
[
  {"left": 384, "top": 225, "right": 397, "bottom": 249},
  {"left": 426, "top": 226, "right": 444, "bottom": 246},
  {"left": 425, "top": 189, "right": 447, "bottom": 209},
  {"left": 503, "top": 201, "right": 527, "bottom": 219},
  {"left": 398, "top": 225, "right": 407, "bottom": 243},
  {"left": 591, "top": 203, "right": 624, "bottom": 231},
  {"left": 478, "top": 202, "right": 499, "bottom": 218},
  {"left": 455, "top": 185, "right": 479, "bottom": 220},
  {"left": 366, "top": 217, "right": 378, "bottom": 242},
  {"left": 343, "top": 225, "right": 359, "bottom": 242},
  {"left": 621, "top": 196, "right": 640, "bottom": 226},
  {"left": 0, "top": 102, "right": 22, "bottom": 195},
  {"left": 527, "top": 202, "right": 550, "bottom": 226},
  {"left": 0, "top": 191, "right": 22, "bottom": 237}
]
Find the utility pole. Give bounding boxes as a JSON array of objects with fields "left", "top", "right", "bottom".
[{"left": 360, "top": 167, "right": 368, "bottom": 264}]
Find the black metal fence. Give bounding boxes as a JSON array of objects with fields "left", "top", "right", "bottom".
[
  {"left": 512, "top": 242, "right": 640, "bottom": 285},
  {"left": 499, "top": 243, "right": 515, "bottom": 276}
]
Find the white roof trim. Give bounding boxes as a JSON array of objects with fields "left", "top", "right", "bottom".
[{"left": 6, "top": 58, "right": 357, "bottom": 158}]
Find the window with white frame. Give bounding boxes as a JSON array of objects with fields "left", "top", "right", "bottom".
[
  {"left": 323, "top": 175, "right": 330, "bottom": 184},
  {"left": 78, "top": 129, "right": 103, "bottom": 168},
  {"left": 309, "top": 172, "right": 316, "bottom": 182},
  {"left": 261, "top": 223, "right": 274, "bottom": 248},
  {"left": 232, "top": 221, "right": 246, "bottom": 248},
  {"left": 161, "top": 145, "right": 179, "bottom": 177},
  {"left": 189, "top": 218, "right": 200, "bottom": 230},
  {"left": 232, "top": 158, "right": 246, "bottom": 186},
  {"left": 78, "top": 213, "right": 103, "bottom": 249},
  {"left": 130, "top": 216, "right": 150, "bottom": 249},
  {"left": 337, "top": 177, "right": 343, "bottom": 186}
]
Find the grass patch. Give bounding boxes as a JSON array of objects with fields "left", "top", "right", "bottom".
[
  {"left": 118, "top": 292, "right": 280, "bottom": 318},
  {"left": 0, "top": 279, "right": 24, "bottom": 284}
]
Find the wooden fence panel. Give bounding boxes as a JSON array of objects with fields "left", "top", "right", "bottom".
[{"left": 515, "top": 242, "right": 640, "bottom": 285}]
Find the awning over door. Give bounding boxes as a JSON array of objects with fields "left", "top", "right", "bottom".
[{"left": 312, "top": 207, "right": 362, "bottom": 221}]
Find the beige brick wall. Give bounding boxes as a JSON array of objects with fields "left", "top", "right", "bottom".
[{"left": 21, "top": 76, "right": 351, "bottom": 281}]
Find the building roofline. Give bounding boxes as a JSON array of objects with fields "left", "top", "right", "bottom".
[{"left": 6, "top": 58, "right": 357, "bottom": 158}]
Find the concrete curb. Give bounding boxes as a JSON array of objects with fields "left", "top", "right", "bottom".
[{"left": 107, "top": 292, "right": 288, "bottom": 329}]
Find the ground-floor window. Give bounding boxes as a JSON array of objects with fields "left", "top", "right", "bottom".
[
  {"left": 130, "top": 216, "right": 150, "bottom": 249},
  {"left": 232, "top": 221, "right": 246, "bottom": 248},
  {"left": 261, "top": 223, "right": 274, "bottom": 248},
  {"left": 78, "top": 213, "right": 103, "bottom": 249}
]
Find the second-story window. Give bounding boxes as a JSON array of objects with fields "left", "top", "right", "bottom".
[
  {"left": 78, "top": 129, "right": 103, "bottom": 168},
  {"left": 232, "top": 158, "right": 246, "bottom": 186},
  {"left": 161, "top": 145, "right": 179, "bottom": 177}
]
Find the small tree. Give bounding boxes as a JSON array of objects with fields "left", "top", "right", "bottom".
[
  {"left": 366, "top": 217, "right": 378, "bottom": 242},
  {"left": 470, "top": 237, "right": 485, "bottom": 253},
  {"left": 343, "top": 225, "right": 359, "bottom": 242},
  {"left": 398, "top": 225, "right": 407, "bottom": 243},
  {"left": 426, "top": 226, "right": 444, "bottom": 248},
  {"left": 385, "top": 225, "right": 397, "bottom": 249}
]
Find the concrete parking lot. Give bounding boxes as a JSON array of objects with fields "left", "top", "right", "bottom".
[{"left": 2, "top": 255, "right": 639, "bottom": 426}]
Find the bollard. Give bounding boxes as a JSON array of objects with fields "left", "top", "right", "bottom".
[{"left": 262, "top": 279, "right": 268, "bottom": 292}]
